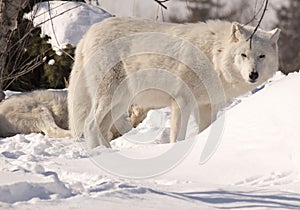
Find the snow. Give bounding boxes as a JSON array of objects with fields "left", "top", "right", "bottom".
[
  {"left": 2, "top": 1, "right": 299, "bottom": 209},
  {"left": 1, "top": 72, "right": 300, "bottom": 209},
  {"left": 24, "top": 1, "right": 112, "bottom": 50}
]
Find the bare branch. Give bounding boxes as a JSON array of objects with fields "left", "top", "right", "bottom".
[
  {"left": 34, "top": 4, "right": 82, "bottom": 29},
  {"left": 247, "top": 0, "right": 269, "bottom": 49},
  {"left": 154, "top": 0, "right": 169, "bottom": 10},
  {"left": 1, "top": 1, "right": 79, "bottom": 91},
  {"left": 243, "top": 0, "right": 265, "bottom": 26},
  {"left": 43, "top": 2, "right": 75, "bottom": 60},
  {"left": 31, "top": 1, "right": 71, "bottom": 19},
  {"left": 47, "top": 1, "right": 60, "bottom": 48}
]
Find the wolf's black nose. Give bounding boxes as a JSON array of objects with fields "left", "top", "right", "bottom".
[{"left": 249, "top": 71, "right": 259, "bottom": 81}]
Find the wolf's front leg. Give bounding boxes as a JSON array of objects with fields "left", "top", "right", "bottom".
[
  {"left": 170, "top": 99, "right": 192, "bottom": 143},
  {"left": 196, "top": 104, "right": 216, "bottom": 133}
]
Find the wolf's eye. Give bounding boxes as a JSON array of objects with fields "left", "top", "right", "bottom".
[
  {"left": 258, "top": 54, "right": 265, "bottom": 59},
  {"left": 241, "top": 53, "right": 247, "bottom": 58}
]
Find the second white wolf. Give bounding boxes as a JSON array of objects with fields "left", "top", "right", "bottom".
[
  {"left": 0, "top": 90, "right": 71, "bottom": 138},
  {"left": 68, "top": 17, "right": 280, "bottom": 148}
]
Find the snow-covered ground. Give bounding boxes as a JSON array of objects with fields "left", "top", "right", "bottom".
[
  {"left": 2, "top": 1, "right": 300, "bottom": 209},
  {"left": 1, "top": 72, "right": 300, "bottom": 209}
]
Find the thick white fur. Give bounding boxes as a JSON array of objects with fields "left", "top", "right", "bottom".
[
  {"left": 0, "top": 90, "right": 71, "bottom": 138},
  {"left": 68, "top": 17, "right": 280, "bottom": 148}
]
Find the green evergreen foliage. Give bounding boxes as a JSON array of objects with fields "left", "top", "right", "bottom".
[
  {"left": 3, "top": 19, "right": 74, "bottom": 91},
  {"left": 43, "top": 44, "right": 75, "bottom": 89},
  {"left": 3, "top": 19, "right": 52, "bottom": 91}
]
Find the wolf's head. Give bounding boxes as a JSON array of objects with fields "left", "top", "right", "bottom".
[{"left": 220, "top": 22, "right": 280, "bottom": 86}]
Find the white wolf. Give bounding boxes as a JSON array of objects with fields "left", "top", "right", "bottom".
[
  {"left": 68, "top": 17, "right": 280, "bottom": 148},
  {"left": 0, "top": 90, "right": 71, "bottom": 138}
]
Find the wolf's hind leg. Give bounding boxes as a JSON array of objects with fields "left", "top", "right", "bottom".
[
  {"left": 32, "top": 106, "right": 72, "bottom": 138},
  {"left": 196, "top": 104, "right": 217, "bottom": 133}
]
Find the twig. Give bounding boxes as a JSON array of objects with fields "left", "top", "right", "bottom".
[
  {"left": 45, "top": 1, "right": 75, "bottom": 61},
  {"left": 247, "top": 0, "right": 269, "bottom": 49},
  {"left": 161, "top": 5, "right": 165, "bottom": 21},
  {"left": 47, "top": 1, "right": 60, "bottom": 48},
  {"left": 35, "top": 4, "right": 82, "bottom": 29},
  {"left": 58, "top": 48, "right": 74, "bottom": 61},
  {"left": 154, "top": 0, "right": 169, "bottom": 10},
  {"left": 36, "top": 2, "right": 76, "bottom": 60},
  {"left": 32, "top": 2, "right": 71, "bottom": 19},
  {"left": 243, "top": 0, "right": 265, "bottom": 26},
  {"left": 7, "top": 3, "right": 82, "bottom": 53}
]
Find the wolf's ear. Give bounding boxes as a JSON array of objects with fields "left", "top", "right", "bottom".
[
  {"left": 231, "top": 22, "right": 247, "bottom": 42},
  {"left": 269, "top": 28, "right": 281, "bottom": 43}
]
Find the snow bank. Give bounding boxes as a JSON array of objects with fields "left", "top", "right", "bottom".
[
  {"left": 85, "top": 72, "right": 300, "bottom": 186},
  {"left": 24, "top": 1, "right": 112, "bottom": 50},
  {"left": 161, "top": 72, "right": 300, "bottom": 186}
]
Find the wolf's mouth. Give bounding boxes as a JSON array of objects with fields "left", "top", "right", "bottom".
[{"left": 249, "top": 79, "right": 257, "bottom": 83}]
